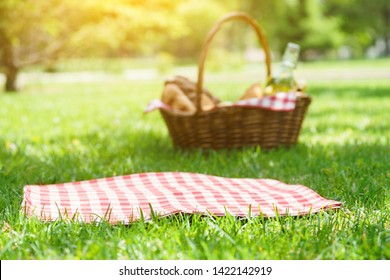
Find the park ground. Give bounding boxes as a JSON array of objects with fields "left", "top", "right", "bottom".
[{"left": 0, "top": 58, "right": 389, "bottom": 259}]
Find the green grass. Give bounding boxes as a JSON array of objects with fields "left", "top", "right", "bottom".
[{"left": 0, "top": 67, "right": 389, "bottom": 259}]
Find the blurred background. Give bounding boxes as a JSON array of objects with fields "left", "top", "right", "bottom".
[{"left": 0, "top": 0, "right": 389, "bottom": 92}]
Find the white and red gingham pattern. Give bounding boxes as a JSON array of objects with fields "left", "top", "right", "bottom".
[
  {"left": 234, "top": 92, "right": 297, "bottom": 111},
  {"left": 144, "top": 92, "right": 297, "bottom": 114},
  {"left": 22, "top": 172, "right": 341, "bottom": 224}
]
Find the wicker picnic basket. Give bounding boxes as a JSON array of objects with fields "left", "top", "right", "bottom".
[{"left": 160, "top": 12, "right": 311, "bottom": 150}]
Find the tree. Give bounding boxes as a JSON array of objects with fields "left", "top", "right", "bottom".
[
  {"left": 326, "top": 0, "right": 390, "bottom": 57},
  {"left": 69, "top": 0, "right": 186, "bottom": 57},
  {"left": 238, "top": 0, "right": 287, "bottom": 53},
  {"left": 0, "top": 0, "right": 98, "bottom": 92},
  {"left": 0, "top": 0, "right": 185, "bottom": 93},
  {"left": 298, "top": 0, "right": 345, "bottom": 58},
  {"left": 240, "top": 0, "right": 345, "bottom": 59},
  {"left": 161, "top": 0, "right": 228, "bottom": 59}
]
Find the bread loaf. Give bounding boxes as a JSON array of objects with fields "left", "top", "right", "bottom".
[
  {"left": 161, "top": 83, "right": 196, "bottom": 114},
  {"left": 164, "top": 76, "right": 219, "bottom": 112},
  {"left": 240, "top": 83, "right": 263, "bottom": 100}
]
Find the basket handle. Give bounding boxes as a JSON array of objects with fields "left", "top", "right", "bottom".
[{"left": 196, "top": 11, "right": 272, "bottom": 112}]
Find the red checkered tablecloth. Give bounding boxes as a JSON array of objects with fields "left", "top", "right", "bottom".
[
  {"left": 22, "top": 172, "right": 341, "bottom": 224},
  {"left": 144, "top": 92, "right": 297, "bottom": 114}
]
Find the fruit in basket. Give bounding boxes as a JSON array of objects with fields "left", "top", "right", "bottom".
[
  {"left": 240, "top": 83, "right": 263, "bottom": 100},
  {"left": 164, "top": 76, "right": 219, "bottom": 111},
  {"left": 161, "top": 83, "right": 196, "bottom": 114}
]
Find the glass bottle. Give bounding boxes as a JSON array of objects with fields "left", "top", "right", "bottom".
[{"left": 265, "top": 42, "right": 300, "bottom": 94}]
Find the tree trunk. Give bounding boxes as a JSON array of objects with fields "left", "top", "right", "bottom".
[
  {"left": 384, "top": 35, "right": 390, "bottom": 56},
  {"left": 1, "top": 38, "right": 19, "bottom": 92},
  {"left": 4, "top": 65, "right": 19, "bottom": 92},
  {"left": 383, "top": 7, "right": 390, "bottom": 56}
]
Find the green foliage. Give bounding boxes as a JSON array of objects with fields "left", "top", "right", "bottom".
[
  {"left": 326, "top": 0, "right": 390, "bottom": 56},
  {"left": 0, "top": 0, "right": 186, "bottom": 91},
  {"left": 300, "top": 0, "right": 345, "bottom": 53},
  {"left": 0, "top": 0, "right": 81, "bottom": 65},
  {"left": 241, "top": 0, "right": 345, "bottom": 59},
  {"left": 0, "top": 0, "right": 185, "bottom": 61},
  {"left": 0, "top": 62, "right": 389, "bottom": 259},
  {"left": 69, "top": 0, "right": 186, "bottom": 57},
  {"left": 1, "top": 0, "right": 389, "bottom": 91},
  {"left": 162, "top": 0, "right": 228, "bottom": 59}
]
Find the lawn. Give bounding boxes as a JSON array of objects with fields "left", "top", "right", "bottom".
[{"left": 0, "top": 62, "right": 389, "bottom": 259}]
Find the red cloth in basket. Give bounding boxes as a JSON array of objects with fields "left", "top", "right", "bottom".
[{"left": 145, "top": 92, "right": 297, "bottom": 114}]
